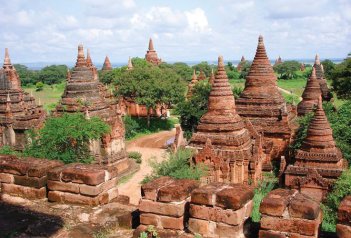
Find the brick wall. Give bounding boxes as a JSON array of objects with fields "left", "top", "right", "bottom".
[{"left": 337, "top": 196, "right": 351, "bottom": 238}]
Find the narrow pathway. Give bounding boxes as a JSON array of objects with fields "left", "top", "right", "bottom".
[
  {"left": 278, "top": 87, "right": 303, "bottom": 100},
  {"left": 118, "top": 129, "right": 175, "bottom": 205}
]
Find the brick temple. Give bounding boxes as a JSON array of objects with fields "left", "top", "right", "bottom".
[
  {"left": 145, "top": 38, "right": 161, "bottom": 65},
  {"left": 285, "top": 98, "right": 347, "bottom": 201},
  {"left": 236, "top": 36, "right": 297, "bottom": 171},
  {"left": 197, "top": 71, "right": 206, "bottom": 81},
  {"left": 297, "top": 68, "right": 322, "bottom": 116},
  {"left": 237, "top": 56, "right": 246, "bottom": 72},
  {"left": 54, "top": 44, "right": 130, "bottom": 173},
  {"left": 0, "top": 48, "right": 46, "bottom": 150},
  {"left": 274, "top": 55, "right": 282, "bottom": 66},
  {"left": 102, "top": 55, "right": 112, "bottom": 72},
  {"left": 313, "top": 54, "right": 332, "bottom": 101},
  {"left": 189, "top": 56, "right": 263, "bottom": 185},
  {"left": 186, "top": 70, "right": 198, "bottom": 99}
]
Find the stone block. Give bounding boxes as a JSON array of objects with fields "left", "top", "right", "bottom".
[
  {"left": 48, "top": 190, "right": 99, "bottom": 206},
  {"left": 338, "top": 196, "right": 351, "bottom": 225},
  {"left": 260, "top": 216, "right": 320, "bottom": 236},
  {"left": 0, "top": 155, "right": 28, "bottom": 175},
  {"left": 0, "top": 172, "right": 14, "bottom": 183},
  {"left": 79, "top": 177, "right": 117, "bottom": 196},
  {"left": 13, "top": 175, "right": 47, "bottom": 189},
  {"left": 260, "top": 189, "right": 297, "bottom": 216},
  {"left": 259, "top": 230, "right": 286, "bottom": 238},
  {"left": 158, "top": 179, "right": 199, "bottom": 202},
  {"left": 139, "top": 199, "right": 187, "bottom": 217},
  {"left": 61, "top": 164, "right": 106, "bottom": 186},
  {"left": 215, "top": 222, "right": 244, "bottom": 238},
  {"left": 336, "top": 224, "right": 351, "bottom": 238},
  {"left": 141, "top": 176, "right": 174, "bottom": 201},
  {"left": 188, "top": 218, "right": 215, "bottom": 236},
  {"left": 215, "top": 184, "right": 254, "bottom": 210},
  {"left": 289, "top": 193, "right": 320, "bottom": 220},
  {"left": 27, "top": 159, "right": 63, "bottom": 178},
  {"left": 189, "top": 203, "right": 246, "bottom": 226},
  {"left": 190, "top": 183, "right": 226, "bottom": 206},
  {"left": 47, "top": 180, "right": 80, "bottom": 194},
  {"left": 1, "top": 183, "right": 46, "bottom": 199},
  {"left": 140, "top": 213, "right": 184, "bottom": 230}
]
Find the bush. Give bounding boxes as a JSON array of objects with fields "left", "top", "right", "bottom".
[
  {"left": 251, "top": 173, "right": 278, "bottom": 222},
  {"left": 0, "top": 145, "right": 20, "bottom": 156},
  {"left": 24, "top": 113, "right": 110, "bottom": 164},
  {"left": 35, "top": 82, "right": 44, "bottom": 91},
  {"left": 123, "top": 115, "right": 140, "bottom": 139},
  {"left": 289, "top": 112, "right": 314, "bottom": 154},
  {"left": 322, "top": 168, "right": 351, "bottom": 232},
  {"left": 142, "top": 148, "right": 207, "bottom": 184},
  {"left": 128, "top": 151, "right": 142, "bottom": 164}
]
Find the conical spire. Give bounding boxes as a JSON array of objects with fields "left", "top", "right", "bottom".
[
  {"left": 86, "top": 49, "right": 93, "bottom": 67},
  {"left": 76, "top": 44, "right": 86, "bottom": 67},
  {"left": 127, "top": 56, "right": 133, "bottom": 70},
  {"left": 209, "top": 68, "right": 215, "bottom": 85},
  {"left": 148, "top": 38, "right": 155, "bottom": 51},
  {"left": 102, "top": 56, "right": 112, "bottom": 71},
  {"left": 192, "top": 69, "right": 198, "bottom": 82},
  {"left": 315, "top": 54, "right": 320, "bottom": 65},
  {"left": 302, "top": 97, "right": 336, "bottom": 151},
  {"left": 4, "top": 48, "right": 11, "bottom": 67},
  {"left": 198, "top": 70, "right": 206, "bottom": 81},
  {"left": 241, "top": 56, "right": 245, "bottom": 62}
]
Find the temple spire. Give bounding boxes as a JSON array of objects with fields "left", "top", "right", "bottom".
[
  {"left": 209, "top": 68, "right": 215, "bottom": 85},
  {"left": 127, "top": 56, "right": 133, "bottom": 70},
  {"left": 102, "top": 55, "right": 112, "bottom": 71},
  {"left": 86, "top": 49, "right": 93, "bottom": 67},
  {"left": 4, "top": 48, "right": 11, "bottom": 66},
  {"left": 148, "top": 38, "right": 154, "bottom": 51},
  {"left": 76, "top": 44, "right": 86, "bottom": 67},
  {"left": 315, "top": 54, "right": 320, "bottom": 65}
]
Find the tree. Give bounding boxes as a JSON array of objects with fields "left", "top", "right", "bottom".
[
  {"left": 38, "top": 65, "right": 68, "bottom": 85},
  {"left": 159, "top": 62, "right": 193, "bottom": 82},
  {"left": 321, "top": 59, "right": 336, "bottom": 80},
  {"left": 100, "top": 67, "right": 125, "bottom": 84},
  {"left": 225, "top": 62, "right": 240, "bottom": 80},
  {"left": 330, "top": 57, "right": 351, "bottom": 99},
  {"left": 273, "top": 61, "right": 301, "bottom": 79},
  {"left": 35, "top": 81, "right": 44, "bottom": 91},
  {"left": 193, "top": 61, "right": 213, "bottom": 76},
  {"left": 24, "top": 113, "right": 110, "bottom": 164},
  {"left": 175, "top": 80, "right": 211, "bottom": 138},
  {"left": 239, "top": 61, "right": 251, "bottom": 79},
  {"left": 14, "top": 64, "right": 39, "bottom": 86},
  {"left": 115, "top": 59, "right": 186, "bottom": 127}
]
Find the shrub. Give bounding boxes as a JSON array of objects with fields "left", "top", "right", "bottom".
[
  {"left": 322, "top": 168, "right": 351, "bottom": 232},
  {"left": 289, "top": 112, "right": 314, "bottom": 154},
  {"left": 0, "top": 145, "right": 20, "bottom": 156},
  {"left": 142, "top": 148, "right": 207, "bottom": 184},
  {"left": 24, "top": 113, "right": 110, "bottom": 164},
  {"left": 128, "top": 151, "right": 142, "bottom": 164},
  {"left": 35, "top": 82, "right": 44, "bottom": 91},
  {"left": 123, "top": 115, "right": 140, "bottom": 139}
]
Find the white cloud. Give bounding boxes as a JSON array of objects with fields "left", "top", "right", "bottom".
[{"left": 185, "top": 8, "right": 211, "bottom": 33}]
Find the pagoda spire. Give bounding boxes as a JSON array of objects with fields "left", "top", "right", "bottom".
[
  {"left": 86, "top": 49, "right": 93, "bottom": 67},
  {"left": 192, "top": 69, "right": 197, "bottom": 81},
  {"left": 209, "top": 68, "right": 215, "bottom": 85},
  {"left": 76, "top": 44, "right": 86, "bottom": 67},
  {"left": 4, "top": 48, "right": 11, "bottom": 67},
  {"left": 315, "top": 54, "right": 320, "bottom": 65},
  {"left": 102, "top": 56, "right": 112, "bottom": 71},
  {"left": 127, "top": 56, "right": 133, "bottom": 70},
  {"left": 148, "top": 38, "right": 155, "bottom": 51}
]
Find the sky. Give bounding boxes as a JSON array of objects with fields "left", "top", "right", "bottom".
[{"left": 0, "top": 0, "right": 350, "bottom": 64}]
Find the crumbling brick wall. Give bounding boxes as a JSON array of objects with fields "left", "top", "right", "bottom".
[{"left": 337, "top": 196, "right": 351, "bottom": 238}]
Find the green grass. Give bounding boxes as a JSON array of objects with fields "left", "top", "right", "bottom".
[
  {"left": 23, "top": 82, "right": 65, "bottom": 112},
  {"left": 277, "top": 78, "right": 306, "bottom": 96},
  {"left": 229, "top": 79, "right": 245, "bottom": 89},
  {"left": 118, "top": 171, "right": 137, "bottom": 185}
]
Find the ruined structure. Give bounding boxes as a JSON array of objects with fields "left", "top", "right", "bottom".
[
  {"left": 285, "top": 98, "right": 347, "bottom": 201},
  {"left": 0, "top": 48, "right": 46, "bottom": 150},
  {"left": 197, "top": 70, "right": 206, "bottom": 81},
  {"left": 54, "top": 44, "right": 130, "bottom": 173},
  {"left": 237, "top": 56, "right": 246, "bottom": 71},
  {"left": 236, "top": 36, "right": 296, "bottom": 171},
  {"left": 259, "top": 189, "right": 322, "bottom": 238},
  {"left": 274, "top": 55, "right": 282, "bottom": 66},
  {"left": 189, "top": 56, "right": 263, "bottom": 185},
  {"left": 337, "top": 196, "right": 351, "bottom": 237},
  {"left": 102, "top": 55, "right": 112, "bottom": 72},
  {"left": 297, "top": 68, "right": 322, "bottom": 116},
  {"left": 145, "top": 38, "right": 161, "bottom": 65},
  {"left": 186, "top": 70, "right": 198, "bottom": 99},
  {"left": 313, "top": 54, "right": 332, "bottom": 101}
]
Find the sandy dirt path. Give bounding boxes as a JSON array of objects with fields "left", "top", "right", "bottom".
[{"left": 118, "top": 129, "right": 175, "bottom": 205}]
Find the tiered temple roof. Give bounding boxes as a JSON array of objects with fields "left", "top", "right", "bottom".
[
  {"left": 313, "top": 54, "right": 332, "bottom": 101},
  {"left": 189, "top": 56, "right": 262, "bottom": 184},
  {"left": 235, "top": 36, "right": 296, "bottom": 170},
  {"left": 297, "top": 68, "right": 322, "bottom": 116},
  {"left": 186, "top": 70, "right": 198, "bottom": 99},
  {"left": 0, "top": 48, "right": 46, "bottom": 149},
  {"left": 274, "top": 55, "right": 282, "bottom": 66},
  {"left": 145, "top": 38, "right": 161, "bottom": 65},
  {"left": 102, "top": 56, "right": 112, "bottom": 72},
  {"left": 55, "top": 44, "right": 126, "bottom": 165},
  {"left": 237, "top": 56, "right": 246, "bottom": 71},
  {"left": 285, "top": 98, "right": 347, "bottom": 201}
]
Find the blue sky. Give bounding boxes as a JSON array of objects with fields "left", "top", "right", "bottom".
[{"left": 0, "top": 0, "right": 350, "bottom": 64}]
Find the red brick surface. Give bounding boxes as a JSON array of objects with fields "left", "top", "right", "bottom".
[{"left": 139, "top": 199, "right": 187, "bottom": 217}]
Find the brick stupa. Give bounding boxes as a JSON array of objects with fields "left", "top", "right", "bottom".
[
  {"left": 209, "top": 68, "right": 215, "bottom": 85},
  {"left": 189, "top": 56, "right": 263, "bottom": 185},
  {"left": 297, "top": 68, "right": 322, "bottom": 116},
  {"left": 313, "top": 54, "right": 332, "bottom": 101},
  {"left": 237, "top": 56, "right": 246, "bottom": 71},
  {"left": 102, "top": 55, "right": 112, "bottom": 72},
  {"left": 145, "top": 38, "right": 161, "bottom": 65},
  {"left": 236, "top": 36, "right": 296, "bottom": 171},
  {"left": 0, "top": 48, "right": 46, "bottom": 150},
  {"left": 285, "top": 98, "right": 347, "bottom": 201},
  {"left": 55, "top": 44, "right": 130, "bottom": 172},
  {"left": 186, "top": 70, "right": 198, "bottom": 99},
  {"left": 197, "top": 71, "right": 206, "bottom": 81},
  {"left": 274, "top": 55, "right": 282, "bottom": 66},
  {"left": 127, "top": 57, "right": 133, "bottom": 71}
]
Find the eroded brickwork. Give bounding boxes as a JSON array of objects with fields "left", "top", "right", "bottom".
[
  {"left": 337, "top": 196, "right": 351, "bottom": 238},
  {"left": 145, "top": 38, "right": 161, "bottom": 65}
]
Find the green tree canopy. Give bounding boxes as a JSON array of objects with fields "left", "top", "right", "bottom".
[
  {"left": 14, "top": 64, "right": 39, "bottom": 86},
  {"left": 330, "top": 57, "right": 351, "bottom": 99},
  {"left": 38, "top": 65, "right": 68, "bottom": 85},
  {"left": 321, "top": 59, "right": 336, "bottom": 80},
  {"left": 24, "top": 113, "right": 110, "bottom": 164},
  {"left": 192, "top": 61, "right": 213, "bottom": 76},
  {"left": 159, "top": 62, "right": 193, "bottom": 82},
  {"left": 273, "top": 60, "right": 301, "bottom": 79}
]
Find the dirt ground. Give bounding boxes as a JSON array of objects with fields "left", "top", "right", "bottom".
[{"left": 118, "top": 129, "right": 176, "bottom": 205}]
